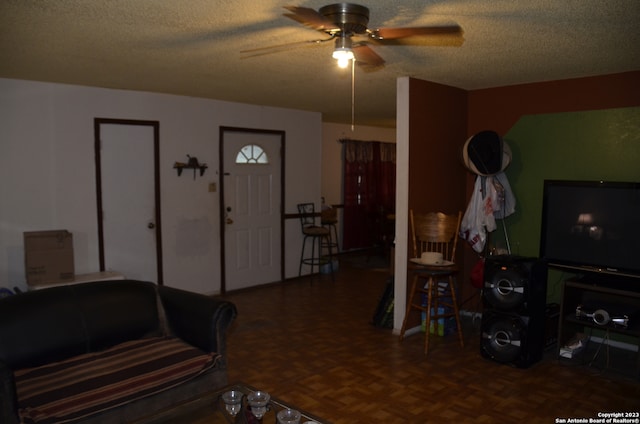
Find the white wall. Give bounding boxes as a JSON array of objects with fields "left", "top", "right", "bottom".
[{"left": 0, "top": 78, "right": 322, "bottom": 294}]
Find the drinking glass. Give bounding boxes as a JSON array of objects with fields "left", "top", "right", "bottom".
[
  {"left": 247, "top": 390, "right": 270, "bottom": 419},
  {"left": 277, "top": 408, "right": 301, "bottom": 424},
  {"left": 221, "top": 390, "right": 243, "bottom": 417}
]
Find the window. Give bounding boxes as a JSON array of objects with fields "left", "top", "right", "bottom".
[{"left": 235, "top": 144, "right": 269, "bottom": 164}]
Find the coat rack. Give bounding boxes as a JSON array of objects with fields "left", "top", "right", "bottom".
[{"left": 174, "top": 155, "right": 207, "bottom": 180}]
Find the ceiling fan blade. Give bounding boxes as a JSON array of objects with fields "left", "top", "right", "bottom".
[
  {"left": 240, "top": 37, "right": 333, "bottom": 58},
  {"left": 353, "top": 43, "right": 385, "bottom": 68},
  {"left": 371, "top": 25, "right": 462, "bottom": 40},
  {"left": 368, "top": 25, "right": 464, "bottom": 46},
  {"left": 283, "top": 5, "right": 339, "bottom": 32}
]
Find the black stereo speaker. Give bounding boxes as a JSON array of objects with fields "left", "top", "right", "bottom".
[{"left": 480, "top": 255, "right": 547, "bottom": 368}]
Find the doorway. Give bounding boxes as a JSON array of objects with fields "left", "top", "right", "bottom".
[
  {"left": 220, "top": 127, "right": 285, "bottom": 293},
  {"left": 94, "top": 118, "right": 163, "bottom": 284}
]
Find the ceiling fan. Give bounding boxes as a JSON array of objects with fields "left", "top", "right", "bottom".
[{"left": 242, "top": 3, "right": 464, "bottom": 69}]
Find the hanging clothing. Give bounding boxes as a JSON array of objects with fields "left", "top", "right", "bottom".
[
  {"left": 492, "top": 172, "right": 516, "bottom": 219},
  {"left": 461, "top": 173, "right": 515, "bottom": 253}
]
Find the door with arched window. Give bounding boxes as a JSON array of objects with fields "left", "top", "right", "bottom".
[{"left": 220, "top": 127, "right": 284, "bottom": 292}]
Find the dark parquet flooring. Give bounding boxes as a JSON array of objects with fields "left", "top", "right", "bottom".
[{"left": 220, "top": 252, "right": 640, "bottom": 424}]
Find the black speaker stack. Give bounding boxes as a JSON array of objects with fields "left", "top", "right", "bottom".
[{"left": 480, "top": 255, "right": 548, "bottom": 368}]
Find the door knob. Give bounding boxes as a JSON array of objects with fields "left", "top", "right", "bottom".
[
  {"left": 148, "top": 222, "right": 155, "bottom": 229},
  {"left": 226, "top": 218, "right": 234, "bottom": 225}
]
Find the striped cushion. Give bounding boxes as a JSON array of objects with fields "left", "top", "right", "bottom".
[{"left": 15, "top": 337, "right": 220, "bottom": 424}]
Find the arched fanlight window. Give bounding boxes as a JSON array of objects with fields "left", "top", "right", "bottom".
[{"left": 235, "top": 144, "right": 269, "bottom": 164}]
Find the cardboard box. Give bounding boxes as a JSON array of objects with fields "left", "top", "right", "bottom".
[
  {"left": 24, "top": 230, "right": 74, "bottom": 286},
  {"left": 422, "top": 306, "right": 457, "bottom": 336},
  {"left": 420, "top": 282, "right": 457, "bottom": 336}
]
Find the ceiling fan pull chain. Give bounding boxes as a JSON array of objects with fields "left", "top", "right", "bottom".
[{"left": 351, "top": 57, "right": 356, "bottom": 131}]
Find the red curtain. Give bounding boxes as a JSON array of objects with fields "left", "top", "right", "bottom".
[{"left": 342, "top": 140, "right": 396, "bottom": 250}]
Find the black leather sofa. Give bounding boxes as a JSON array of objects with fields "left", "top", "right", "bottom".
[{"left": 0, "top": 279, "right": 237, "bottom": 424}]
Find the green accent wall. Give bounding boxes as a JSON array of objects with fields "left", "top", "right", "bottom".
[{"left": 491, "top": 106, "right": 640, "bottom": 301}]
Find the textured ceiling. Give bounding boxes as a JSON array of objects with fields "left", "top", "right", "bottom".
[{"left": 1, "top": 1, "right": 639, "bottom": 127}]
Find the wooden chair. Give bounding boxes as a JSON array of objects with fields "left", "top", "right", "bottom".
[{"left": 399, "top": 210, "right": 465, "bottom": 354}]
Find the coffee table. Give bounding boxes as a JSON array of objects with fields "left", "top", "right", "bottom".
[{"left": 132, "top": 382, "right": 331, "bottom": 424}]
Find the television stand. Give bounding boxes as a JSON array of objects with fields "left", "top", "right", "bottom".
[
  {"left": 558, "top": 278, "right": 640, "bottom": 380},
  {"left": 571, "top": 272, "right": 640, "bottom": 291}
]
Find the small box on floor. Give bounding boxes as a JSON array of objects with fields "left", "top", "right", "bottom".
[
  {"left": 559, "top": 333, "right": 589, "bottom": 359},
  {"left": 422, "top": 306, "right": 457, "bottom": 336},
  {"left": 419, "top": 283, "right": 457, "bottom": 336}
]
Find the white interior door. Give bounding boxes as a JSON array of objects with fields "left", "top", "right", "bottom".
[
  {"left": 97, "top": 120, "right": 161, "bottom": 283},
  {"left": 222, "top": 129, "right": 282, "bottom": 291}
]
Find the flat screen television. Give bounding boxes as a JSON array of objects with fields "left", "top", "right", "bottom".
[{"left": 539, "top": 180, "right": 640, "bottom": 280}]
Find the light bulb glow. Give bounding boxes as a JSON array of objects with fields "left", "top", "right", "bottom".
[{"left": 333, "top": 48, "right": 354, "bottom": 68}]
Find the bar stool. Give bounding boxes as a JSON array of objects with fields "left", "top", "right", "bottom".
[
  {"left": 297, "top": 203, "right": 335, "bottom": 282},
  {"left": 399, "top": 210, "right": 464, "bottom": 354},
  {"left": 321, "top": 205, "right": 339, "bottom": 253}
]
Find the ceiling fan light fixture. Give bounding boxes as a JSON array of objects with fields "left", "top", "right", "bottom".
[{"left": 333, "top": 35, "right": 354, "bottom": 68}]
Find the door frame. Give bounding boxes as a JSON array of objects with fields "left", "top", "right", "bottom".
[
  {"left": 219, "top": 126, "right": 285, "bottom": 294},
  {"left": 94, "top": 118, "right": 164, "bottom": 285}
]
